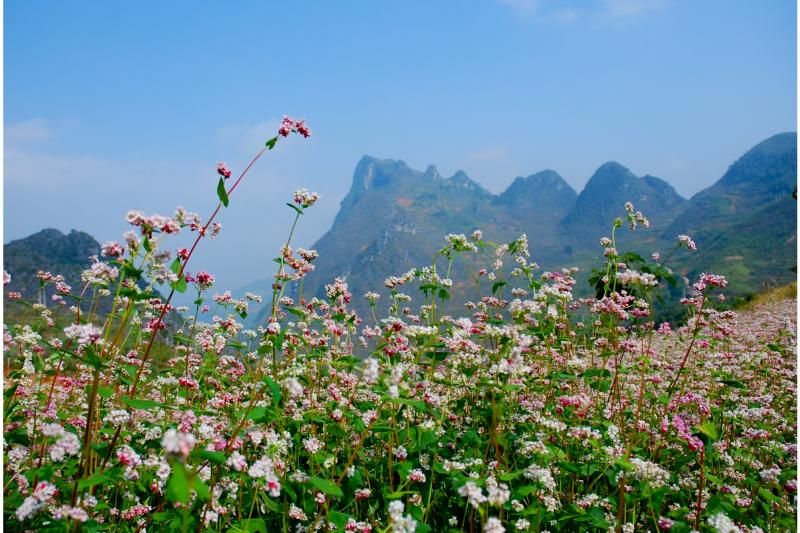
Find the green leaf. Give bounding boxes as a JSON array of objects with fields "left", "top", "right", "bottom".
[
  {"left": 582, "top": 367, "right": 611, "bottom": 378},
  {"left": 171, "top": 275, "right": 188, "bottom": 293},
  {"left": 167, "top": 463, "right": 190, "bottom": 504},
  {"left": 265, "top": 136, "right": 278, "bottom": 150},
  {"left": 385, "top": 490, "right": 417, "bottom": 500},
  {"left": 718, "top": 379, "right": 745, "bottom": 388},
  {"left": 263, "top": 376, "right": 283, "bottom": 406},
  {"left": 194, "top": 477, "right": 210, "bottom": 500},
  {"left": 197, "top": 450, "right": 227, "bottom": 465},
  {"left": 513, "top": 485, "right": 539, "bottom": 498},
  {"left": 614, "top": 458, "right": 634, "bottom": 472},
  {"left": 499, "top": 471, "right": 523, "bottom": 482},
  {"left": 97, "top": 387, "right": 113, "bottom": 399},
  {"left": 230, "top": 518, "right": 268, "bottom": 533},
  {"left": 170, "top": 257, "right": 182, "bottom": 275},
  {"left": 248, "top": 407, "right": 267, "bottom": 422},
  {"left": 328, "top": 511, "right": 350, "bottom": 529},
  {"left": 759, "top": 487, "right": 781, "bottom": 503},
  {"left": 309, "top": 476, "right": 343, "bottom": 498},
  {"left": 122, "top": 398, "right": 164, "bottom": 410},
  {"left": 491, "top": 281, "right": 507, "bottom": 295},
  {"left": 695, "top": 422, "right": 719, "bottom": 441},
  {"left": 217, "top": 177, "right": 229, "bottom": 207},
  {"left": 78, "top": 473, "right": 112, "bottom": 490},
  {"left": 286, "top": 202, "right": 304, "bottom": 215}
]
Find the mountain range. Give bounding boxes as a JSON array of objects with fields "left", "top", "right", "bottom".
[
  {"left": 4, "top": 133, "right": 796, "bottom": 327},
  {"left": 244, "top": 132, "right": 796, "bottom": 325}
]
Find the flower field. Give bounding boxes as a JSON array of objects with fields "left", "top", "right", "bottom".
[{"left": 3, "top": 122, "right": 797, "bottom": 532}]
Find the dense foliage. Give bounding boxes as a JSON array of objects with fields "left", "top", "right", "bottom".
[{"left": 3, "top": 122, "right": 796, "bottom": 532}]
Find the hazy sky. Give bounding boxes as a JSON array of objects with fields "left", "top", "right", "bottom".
[{"left": 4, "top": 0, "right": 797, "bottom": 295}]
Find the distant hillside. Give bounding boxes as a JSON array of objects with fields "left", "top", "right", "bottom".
[
  {"left": 3, "top": 229, "right": 182, "bottom": 332},
  {"left": 4, "top": 229, "right": 101, "bottom": 303},
  {"left": 561, "top": 162, "right": 686, "bottom": 244},
  {"left": 244, "top": 133, "right": 795, "bottom": 327},
  {"left": 665, "top": 132, "right": 797, "bottom": 296}
]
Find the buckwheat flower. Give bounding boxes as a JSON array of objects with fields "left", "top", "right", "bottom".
[
  {"left": 217, "top": 162, "right": 232, "bottom": 179},
  {"left": 119, "top": 504, "right": 152, "bottom": 520},
  {"left": 361, "top": 357, "right": 380, "bottom": 384},
  {"left": 249, "top": 456, "right": 276, "bottom": 478},
  {"left": 161, "top": 429, "right": 195, "bottom": 459},
  {"left": 472, "top": 229, "right": 483, "bottom": 241},
  {"left": 629, "top": 457, "right": 670, "bottom": 487},
  {"left": 294, "top": 119, "right": 312, "bottom": 138},
  {"left": 278, "top": 116, "right": 295, "bottom": 137},
  {"left": 3, "top": 270, "right": 11, "bottom": 286},
  {"left": 33, "top": 481, "right": 59, "bottom": 502},
  {"left": 408, "top": 469, "right": 426, "bottom": 483},
  {"left": 104, "top": 409, "right": 131, "bottom": 426},
  {"left": 678, "top": 234, "right": 697, "bottom": 251},
  {"left": 63, "top": 323, "right": 103, "bottom": 346},
  {"left": 41, "top": 422, "right": 65, "bottom": 437},
  {"left": 458, "top": 481, "right": 487, "bottom": 509},
  {"left": 156, "top": 462, "right": 171, "bottom": 481},
  {"left": 285, "top": 377, "right": 304, "bottom": 398},
  {"left": 210, "top": 221, "right": 222, "bottom": 238},
  {"left": 485, "top": 518, "right": 505, "bottom": 533},
  {"left": 52, "top": 505, "right": 89, "bottom": 522},
  {"left": 759, "top": 466, "right": 781, "bottom": 484},
  {"left": 101, "top": 241, "right": 125, "bottom": 258},
  {"left": 15, "top": 496, "right": 43, "bottom": 521},
  {"left": 293, "top": 188, "right": 320, "bottom": 208},
  {"left": 515, "top": 518, "right": 531, "bottom": 531},
  {"left": 487, "top": 482, "right": 511, "bottom": 506},
  {"left": 524, "top": 464, "right": 556, "bottom": 492},
  {"left": 303, "top": 436, "right": 324, "bottom": 454},
  {"left": 51, "top": 432, "right": 81, "bottom": 462},
  {"left": 82, "top": 260, "right": 119, "bottom": 284},
  {"left": 362, "top": 409, "right": 378, "bottom": 425},
  {"left": 266, "top": 475, "right": 282, "bottom": 497},
  {"left": 658, "top": 517, "right": 674, "bottom": 530},
  {"left": 707, "top": 512, "right": 742, "bottom": 532},
  {"left": 194, "top": 271, "right": 215, "bottom": 290},
  {"left": 289, "top": 504, "right": 308, "bottom": 521},
  {"left": 266, "top": 320, "right": 281, "bottom": 335}
]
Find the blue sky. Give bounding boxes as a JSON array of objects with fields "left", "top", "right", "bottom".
[{"left": 4, "top": 0, "right": 797, "bottom": 294}]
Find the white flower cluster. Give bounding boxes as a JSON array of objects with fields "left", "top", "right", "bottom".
[
  {"left": 457, "top": 481, "right": 487, "bottom": 509},
  {"left": 41, "top": 424, "right": 81, "bottom": 462},
  {"left": 523, "top": 464, "right": 556, "bottom": 492},
  {"left": 616, "top": 269, "right": 658, "bottom": 287},
  {"left": 388, "top": 500, "right": 417, "bottom": 533},
  {"left": 707, "top": 511, "right": 742, "bottom": 532},
  {"left": 629, "top": 457, "right": 670, "bottom": 488}
]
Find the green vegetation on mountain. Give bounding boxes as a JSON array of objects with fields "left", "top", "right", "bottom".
[{"left": 247, "top": 133, "right": 795, "bottom": 326}]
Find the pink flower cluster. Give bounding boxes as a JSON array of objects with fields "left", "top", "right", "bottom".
[
  {"left": 217, "top": 162, "right": 232, "bottom": 179},
  {"left": 126, "top": 210, "right": 181, "bottom": 237},
  {"left": 278, "top": 116, "right": 312, "bottom": 138}
]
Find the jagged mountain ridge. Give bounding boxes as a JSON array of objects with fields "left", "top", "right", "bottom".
[{"left": 244, "top": 133, "right": 796, "bottom": 327}]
